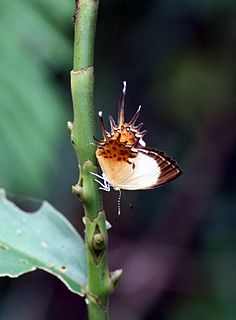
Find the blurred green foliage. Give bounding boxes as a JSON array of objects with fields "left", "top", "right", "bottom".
[
  {"left": 0, "top": 0, "right": 73, "bottom": 197},
  {"left": 160, "top": 54, "right": 235, "bottom": 129}
]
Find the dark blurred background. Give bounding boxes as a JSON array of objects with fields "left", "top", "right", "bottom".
[{"left": 1, "top": 0, "right": 236, "bottom": 319}]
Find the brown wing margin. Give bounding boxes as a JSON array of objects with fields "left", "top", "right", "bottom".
[{"left": 137, "top": 148, "right": 182, "bottom": 188}]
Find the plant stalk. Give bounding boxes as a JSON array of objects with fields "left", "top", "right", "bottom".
[{"left": 70, "top": 1, "right": 120, "bottom": 319}]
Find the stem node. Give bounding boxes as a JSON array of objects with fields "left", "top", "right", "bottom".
[{"left": 93, "top": 233, "right": 106, "bottom": 250}]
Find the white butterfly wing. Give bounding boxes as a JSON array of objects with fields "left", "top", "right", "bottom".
[
  {"left": 116, "top": 151, "right": 161, "bottom": 190},
  {"left": 97, "top": 153, "right": 134, "bottom": 189},
  {"left": 98, "top": 148, "right": 181, "bottom": 190}
]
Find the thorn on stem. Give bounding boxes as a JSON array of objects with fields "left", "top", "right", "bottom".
[
  {"left": 72, "top": 184, "right": 83, "bottom": 199},
  {"left": 110, "top": 269, "right": 123, "bottom": 291},
  {"left": 67, "top": 121, "right": 74, "bottom": 133}
]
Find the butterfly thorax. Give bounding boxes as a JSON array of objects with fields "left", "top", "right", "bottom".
[
  {"left": 96, "top": 139, "right": 137, "bottom": 163},
  {"left": 109, "top": 123, "right": 145, "bottom": 147}
]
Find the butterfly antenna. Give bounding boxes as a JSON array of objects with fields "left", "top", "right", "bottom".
[
  {"left": 98, "top": 111, "right": 108, "bottom": 139},
  {"left": 109, "top": 115, "right": 116, "bottom": 130},
  {"left": 116, "top": 190, "right": 134, "bottom": 216},
  {"left": 123, "top": 191, "right": 134, "bottom": 210},
  {"left": 117, "top": 190, "right": 122, "bottom": 215},
  {"left": 129, "top": 105, "right": 142, "bottom": 126},
  {"left": 118, "top": 81, "right": 126, "bottom": 126}
]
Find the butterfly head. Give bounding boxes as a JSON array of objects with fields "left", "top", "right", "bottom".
[{"left": 98, "top": 81, "right": 146, "bottom": 148}]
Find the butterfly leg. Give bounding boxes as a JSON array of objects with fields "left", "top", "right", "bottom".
[
  {"left": 90, "top": 172, "right": 111, "bottom": 192},
  {"left": 95, "top": 179, "right": 111, "bottom": 191}
]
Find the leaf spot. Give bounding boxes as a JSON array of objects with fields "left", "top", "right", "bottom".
[
  {"left": 0, "top": 243, "right": 9, "bottom": 250},
  {"left": 60, "top": 265, "right": 68, "bottom": 272},
  {"left": 19, "top": 259, "right": 28, "bottom": 265},
  {"left": 16, "top": 229, "right": 22, "bottom": 235},
  {"left": 41, "top": 242, "right": 48, "bottom": 248}
]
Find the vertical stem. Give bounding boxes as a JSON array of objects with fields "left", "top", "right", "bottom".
[
  {"left": 73, "top": 0, "right": 97, "bottom": 70},
  {"left": 72, "top": 0, "right": 98, "bottom": 165},
  {"left": 70, "top": 1, "right": 121, "bottom": 319}
]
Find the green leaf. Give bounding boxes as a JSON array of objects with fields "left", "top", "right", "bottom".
[{"left": 0, "top": 189, "right": 87, "bottom": 296}]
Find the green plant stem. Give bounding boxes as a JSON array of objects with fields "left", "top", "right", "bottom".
[{"left": 70, "top": 1, "right": 118, "bottom": 319}]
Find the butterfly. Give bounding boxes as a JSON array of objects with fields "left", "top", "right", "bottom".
[{"left": 92, "top": 81, "right": 182, "bottom": 193}]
